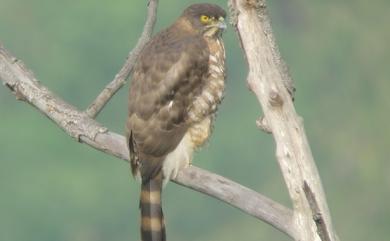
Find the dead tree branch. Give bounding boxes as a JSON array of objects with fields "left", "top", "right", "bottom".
[
  {"left": 0, "top": 1, "right": 295, "bottom": 235},
  {"left": 85, "top": 0, "right": 159, "bottom": 118},
  {"left": 228, "top": 0, "right": 339, "bottom": 240}
]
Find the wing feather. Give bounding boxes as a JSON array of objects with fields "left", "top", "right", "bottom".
[{"left": 127, "top": 32, "right": 209, "bottom": 180}]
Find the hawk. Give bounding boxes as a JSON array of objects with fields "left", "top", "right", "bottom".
[{"left": 126, "top": 4, "right": 226, "bottom": 241}]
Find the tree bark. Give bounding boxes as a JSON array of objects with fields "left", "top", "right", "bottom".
[{"left": 228, "top": 0, "right": 339, "bottom": 240}]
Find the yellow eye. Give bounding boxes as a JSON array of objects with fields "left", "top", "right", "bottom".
[{"left": 200, "top": 15, "right": 210, "bottom": 23}]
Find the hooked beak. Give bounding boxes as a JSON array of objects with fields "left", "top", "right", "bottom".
[
  {"left": 218, "top": 20, "right": 227, "bottom": 30},
  {"left": 217, "top": 17, "right": 227, "bottom": 30}
]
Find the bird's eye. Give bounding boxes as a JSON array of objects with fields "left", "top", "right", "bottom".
[{"left": 200, "top": 15, "right": 210, "bottom": 23}]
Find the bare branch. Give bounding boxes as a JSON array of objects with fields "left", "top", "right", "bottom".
[
  {"left": 0, "top": 42, "right": 295, "bottom": 239},
  {"left": 174, "top": 166, "right": 295, "bottom": 238},
  {"left": 228, "top": 0, "right": 338, "bottom": 240},
  {"left": 85, "top": 0, "right": 159, "bottom": 118}
]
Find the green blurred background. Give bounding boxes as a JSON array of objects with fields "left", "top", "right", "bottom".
[{"left": 1, "top": 0, "right": 389, "bottom": 240}]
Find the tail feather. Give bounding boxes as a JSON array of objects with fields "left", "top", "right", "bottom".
[{"left": 140, "top": 172, "right": 166, "bottom": 241}]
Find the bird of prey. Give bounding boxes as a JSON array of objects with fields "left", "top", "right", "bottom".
[{"left": 126, "top": 3, "right": 227, "bottom": 241}]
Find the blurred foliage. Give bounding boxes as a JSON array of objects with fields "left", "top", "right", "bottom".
[{"left": 0, "top": 0, "right": 389, "bottom": 240}]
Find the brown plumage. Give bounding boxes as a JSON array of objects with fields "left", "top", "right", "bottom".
[{"left": 126, "top": 3, "right": 226, "bottom": 241}]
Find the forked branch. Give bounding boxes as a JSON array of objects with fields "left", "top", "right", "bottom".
[{"left": 0, "top": 44, "right": 294, "bottom": 237}]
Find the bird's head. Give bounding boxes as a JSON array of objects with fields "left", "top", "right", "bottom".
[{"left": 180, "top": 3, "right": 227, "bottom": 37}]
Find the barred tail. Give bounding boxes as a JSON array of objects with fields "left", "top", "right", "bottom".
[{"left": 140, "top": 171, "right": 166, "bottom": 241}]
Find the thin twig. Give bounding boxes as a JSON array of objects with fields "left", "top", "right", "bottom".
[
  {"left": 85, "top": 0, "right": 159, "bottom": 118},
  {"left": 0, "top": 42, "right": 296, "bottom": 239}
]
